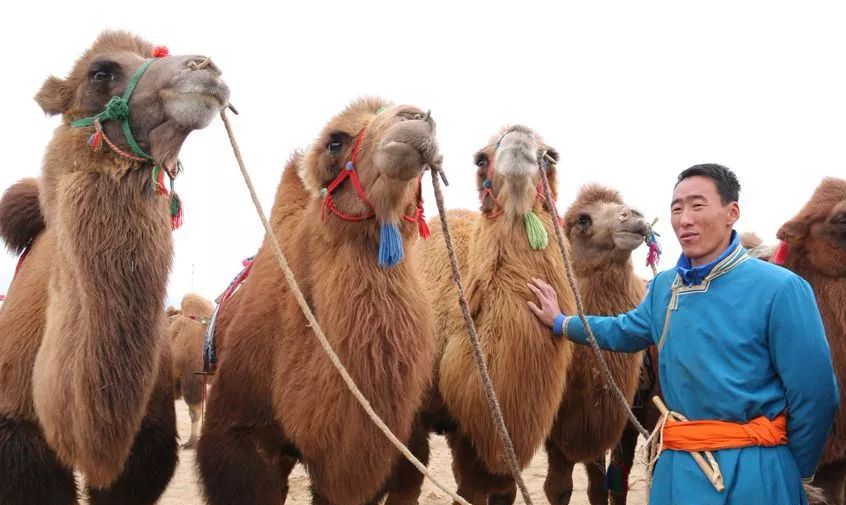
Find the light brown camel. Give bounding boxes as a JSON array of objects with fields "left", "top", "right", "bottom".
[
  {"left": 543, "top": 185, "right": 647, "bottom": 505},
  {"left": 196, "top": 98, "right": 439, "bottom": 505},
  {"left": 749, "top": 178, "right": 846, "bottom": 504},
  {"left": 169, "top": 292, "right": 215, "bottom": 449},
  {"left": 0, "top": 31, "right": 229, "bottom": 505},
  {"left": 390, "top": 125, "right": 576, "bottom": 505}
]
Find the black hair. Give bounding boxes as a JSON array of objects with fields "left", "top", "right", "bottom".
[{"left": 676, "top": 163, "right": 740, "bottom": 204}]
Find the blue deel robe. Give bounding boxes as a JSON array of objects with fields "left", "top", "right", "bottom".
[{"left": 553, "top": 232, "right": 838, "bottom": 504}]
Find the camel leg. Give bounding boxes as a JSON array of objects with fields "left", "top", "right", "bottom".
[
  {"left": 447, "top": 432, "right": 502, "bottom": 505},
  {"left": 813, "top": 460, "right": 846, "bottom": 505},
  {"left": 182, "top": 401, "right": 203, "bottom": 450},
  {"left": 384, "top": 415, "right": 431, "bottom": 505},
  {"left": 0, "top": 415, "right": 78, "bottom": 505},
  {"left": 488, "top": 484, "right": 516, "bottom": 505},
  {"left": 609, "top": 425, "right": 638, "bottom": 505},
  {"left": 544, "top": 439, "right": 575, "bottom": 505},
  {"left": 86, "top": 363, "right": 178, "bottom": 505},
  {"left": 585, "top": 457, "right": 609, "bottom": 505}
]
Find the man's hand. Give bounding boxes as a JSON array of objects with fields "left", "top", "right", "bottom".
[{"left": 527, "top": 277, "right": 563, "bottom": 328}]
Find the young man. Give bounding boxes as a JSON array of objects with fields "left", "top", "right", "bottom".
[{"left": 528, "top": 164, "right": 838, "bottom": 504}]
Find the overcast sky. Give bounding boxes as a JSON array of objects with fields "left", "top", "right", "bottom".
[{"left": 2, "top": 1, "right": 844, "bottom": 307}]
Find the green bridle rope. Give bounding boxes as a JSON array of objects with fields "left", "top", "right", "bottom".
[{"left": 70, "top": 57, "right": 184, "bottom": 229}]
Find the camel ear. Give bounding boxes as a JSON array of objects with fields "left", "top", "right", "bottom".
[
  {"left": 777, "top": 219, "right": 804, "bottom": 243},
  {"left": 35, "top": 76, "right": 74, "bottom": 115}
]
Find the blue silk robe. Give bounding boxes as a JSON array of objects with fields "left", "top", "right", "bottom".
[{"left": 554, "top": 233, "right": 838, "bottom": 504}]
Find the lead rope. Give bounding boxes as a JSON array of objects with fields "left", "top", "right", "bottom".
[
  {"left": 427, "top": 159, "right": 535, "bottom": 505},
  {"left": 219, "top": 111, "right": 472, "bottom": 505}
]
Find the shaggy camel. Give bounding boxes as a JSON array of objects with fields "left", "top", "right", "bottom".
[
  {"left": 0, "top": 31, "right": 229, "bottom": 505},
  {"left": 169, "top": 293, "right": 215, "bottom": 449},
  {"left": 543, "top": 185, "right": 647, "bottom": 505},
  {"left": 389, "top": 125, "right": 576, "bottom": 505},
  {"left": 196, "top": 98, "right": 439, "bottom": 505},
  {"left": 748, "top": 178, "right": 846, "bottom": 504}
]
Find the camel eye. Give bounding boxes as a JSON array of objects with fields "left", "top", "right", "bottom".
[
  {"left": 577, "top": 214, "right": 591, "bottom": 227},
  {"left": 91, "top": 70, "right": 112, "bottom": 82},
  {"left": 475, "top": 155, "right": 489, "bottom": 168},
  {"left": 327, "top": 141, "right": 343, "bottom": 154}
]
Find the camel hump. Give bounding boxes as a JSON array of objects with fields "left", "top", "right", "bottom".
[{"left": 0, "top": 178, "right": 45, "bottom": 254}]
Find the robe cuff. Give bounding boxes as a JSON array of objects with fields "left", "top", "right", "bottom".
[{"left": 552, "top": 313, "right": 566, "bottom": 336}]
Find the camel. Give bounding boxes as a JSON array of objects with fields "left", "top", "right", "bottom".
[
  {"left": 169, "top": 292, "right": 215, "bottom": 449},
  {"left": 543, "top": 185, "right": 648, "bottom": 505},
  {"left": 387, "top": 125, "right": 576, "bottom": 505},
  {"left": 196, "top": 98, "right": 439, "bottom": 505},
  {"left": 0, "top": 31, "right": 229, "bottom": 505},
  {"left": 747, "top": 178, "right": 846, "bottom": 504}
]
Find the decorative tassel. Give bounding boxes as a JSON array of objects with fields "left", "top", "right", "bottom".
[
  {"left": 378, "top": 221, "right": 404, "bottom": 268},
  {"left": 152, "top": 45, "right": 170, "bottom": 58},
  {"left": 645, "top": 217, "right": 662, "bottom": 269},
  {"left": 170, "top": 192, "right": 183, "bottom": 230},
  {"left": 773, "top": 240, "right": 789, "bottom": 265},
  {"left": 417, "top": 217, "right": 430, "bottom": 239},
  {"left": 605, "top": 461, "right": 630, "bottom": 495},
  {"left": 524, "top": 210, "right": 548, "bottom": 250},
  {"left": 87, "top": 130, "right": 103, "bottom": 151}
]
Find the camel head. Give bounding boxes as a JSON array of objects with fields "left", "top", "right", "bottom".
[
  {"left": 179, "top": 293, "right": 215, "bottom": 321},
  {"left": 777, "top": 177, "right": 846, "bottom": 277},
  {"left": 35, "top": 30, "right": 230, "bottom": 169},
  {"left": 301, "top": 98, "right": 438, "bottom": 267},
  {"left": 564, "top": 184, "right": 648, "bottom": 267},
  {"left": 474, "top": 125, "right": 559, "bottom": 221}
]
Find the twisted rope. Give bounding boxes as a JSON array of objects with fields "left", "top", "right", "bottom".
[
  {"left": 427, "top": 161, "right": 534, "bottom": 505},
  {"left": 219, "top": 111, "right": 471, "bottom": 505}
]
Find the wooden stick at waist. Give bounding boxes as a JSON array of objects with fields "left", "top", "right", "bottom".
[{"left": 652, "top": 396, "right": 726, "bottom": 492}]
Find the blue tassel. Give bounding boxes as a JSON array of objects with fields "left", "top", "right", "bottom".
[{"left": 378, "top": 221, "right": 404, "bottom": 268}]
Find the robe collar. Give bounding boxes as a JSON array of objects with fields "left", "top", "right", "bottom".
[{"left": 676, "top": 230, "right": 741, "bottom": 286}]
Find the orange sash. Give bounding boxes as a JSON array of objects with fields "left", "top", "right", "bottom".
[{"left": 662, "top": 412, "right": 788, "bottom": 452}]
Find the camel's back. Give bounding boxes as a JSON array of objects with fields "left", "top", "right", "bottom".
[{"left": 0, "top": 229, "right": 54, "bottom": 421}]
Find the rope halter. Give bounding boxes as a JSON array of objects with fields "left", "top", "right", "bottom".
[
  {"left": 70, "top": 47, "right": 184, "bottom": 229},
  {"left": 319, "top": 123, "right": 430, "bottom": 239},
  {"left": 479, "top": 136, "right": 549, "bottom": 221}
]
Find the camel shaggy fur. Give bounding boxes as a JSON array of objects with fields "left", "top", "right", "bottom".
[
  {"left": 0, "top": 31, "right": 228, "bottom": 505},
  {"left": 543, "top": 185, "right": 647, "bottom": 505},
  {"left": 771, "top": 178, "right": 846, "bottom": 504},
  {"left": 169, "top": 293, "right": 214, "bottom": 449},
  {"left": 390, "top": 125, "right": 576, "bottom": 505},
  {"left": 196, "top": 98, "right": 438, "bottom": 505}
]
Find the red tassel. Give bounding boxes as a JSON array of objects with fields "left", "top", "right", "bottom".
[
  {"left": 417, "top": 215, "right": 430, "bottom": 239},
  {"left": 152, "top": 45, "right": 170, "bottom": 58},
  {"left": 87, "top": 130, "right": 103, "bottom": 151},
  {"left": 773, "top": 240, "right": 789, "bottom": 265}
]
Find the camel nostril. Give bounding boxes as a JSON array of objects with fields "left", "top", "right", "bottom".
[{"left": 632, "top": 208, "right": 644, "bottom": 218}]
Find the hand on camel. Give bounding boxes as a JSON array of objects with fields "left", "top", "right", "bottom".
[{"left": 527, "top": 277, "right": 563, "bottom": 328}]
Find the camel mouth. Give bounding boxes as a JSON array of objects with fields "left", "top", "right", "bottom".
[
  {"left": 374, "top": 119, "right": 438, "bottom": 181},
  {"left": 494, "top": 129, "right": 539, "bottom": 177},
  {"left": 160, "top": 80, "right": 231, "bottom": 131},
  {"left": 612, "top": 230, "right": 647, "bottom": 251}
]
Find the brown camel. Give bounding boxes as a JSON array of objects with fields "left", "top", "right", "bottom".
[
  {"left": 764, "top": 178, "right": 846, "bottom": 504},
  {"left": 196, "top": 98, "right": 438, "bottom": 505},
  {"left": 0, "top": 31, "right": 229, "bottom": 505},
  {"left": 169, "top": 292, "right": 215, "bottom": 449},
  {"left": 543, "top": 185, "right": 648, "bottom": 505},
  {"left": 389, "top": 125, "right": 576, "bottom": 505}
]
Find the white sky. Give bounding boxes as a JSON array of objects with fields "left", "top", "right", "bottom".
[{"left": 2, "top": 1, "right": 844, "bottom": 307}]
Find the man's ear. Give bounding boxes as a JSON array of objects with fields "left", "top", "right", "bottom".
[
  {"left": 35, "top": 76, "right": 74, "bottom": 116},
  {"left": 727, "top": 201, "right": 740, "bottom": 226}
]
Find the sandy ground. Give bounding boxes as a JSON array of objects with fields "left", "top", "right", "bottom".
[{"left": 156, "top": 401, "right": 649, "bottom": 505}]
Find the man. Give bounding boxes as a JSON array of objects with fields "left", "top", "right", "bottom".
[{"left": 528, "top": 164, "right": 838, "bottom": 504}]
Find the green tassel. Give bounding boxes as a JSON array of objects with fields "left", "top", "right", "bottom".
[{"left": 525, "top": 210, "right": 548, "bottom": 250}]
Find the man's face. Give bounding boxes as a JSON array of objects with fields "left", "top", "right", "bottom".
[{"left": 671, "top": 175, "right": 740, "bottom": 265}]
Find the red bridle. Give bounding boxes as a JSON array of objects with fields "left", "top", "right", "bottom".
[
  {"left": 479, "top": 150, "right": 547, "bottom": 220},
  {"left": 319, "top": 126, "right": 430, "bottom": 238}
]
